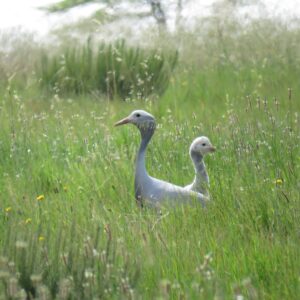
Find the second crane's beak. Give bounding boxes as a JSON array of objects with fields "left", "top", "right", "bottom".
[
  {"left": 114, "top": 117, "right": 130, "bottom": 126},
  {"left": 209, "top": 145, "right": 216, "bottom": 152}
]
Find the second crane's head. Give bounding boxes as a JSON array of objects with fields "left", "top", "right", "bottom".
[
  {"left": 115, "top": 110, "right": 156, "bottom": 133},
  {"left": 190, "top": 136, "right": 216, "bottom": 157}
]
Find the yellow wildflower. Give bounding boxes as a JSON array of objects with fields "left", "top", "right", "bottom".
[
  {"left": 36, "top": 195, "right": 45, "bottom": 201},
  {"left": 25, "top": 218, "right": 32, "bottom": 224},
  {"left": 275, "top": 178, "right": 283, "bottom": 185},
  {"left": 5, "top": 207, "right": 12, "bottom": 213},
  {"left": 63, "top": 186, "right": 68, "bottom": 192},
  {"left": 38, "top": 236, "right": 45, "bottom": 242}
]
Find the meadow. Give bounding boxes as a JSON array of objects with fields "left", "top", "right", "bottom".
[{"left": 0, "top": 17, "right": 299, "bottom": 299}]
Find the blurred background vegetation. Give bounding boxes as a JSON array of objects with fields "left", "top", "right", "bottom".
[{"left": 1, "top": 0, "right": 300, "bottom": 102}]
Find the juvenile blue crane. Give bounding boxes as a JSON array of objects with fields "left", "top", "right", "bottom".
[
  {"left": 115, "top": 110, "right": 208, "bottom": 207},
  {"left": 184, "top": 136, "right": 215, "bottom": 197}
]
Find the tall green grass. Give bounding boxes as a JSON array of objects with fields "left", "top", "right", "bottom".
[{"left": 1, "top": 69, "right": 299, "bottom": 299}]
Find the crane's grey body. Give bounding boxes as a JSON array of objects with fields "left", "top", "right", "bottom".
[
  {"left": 115, "top": 110, "right": 208, "bottom": 207},
  {"left": 184, "top": 136, "right": 215, "bottom": 197}
]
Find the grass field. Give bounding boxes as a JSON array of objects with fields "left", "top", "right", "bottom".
[{"left": 0, "top": 18, "right": 300, "bottom": 299}]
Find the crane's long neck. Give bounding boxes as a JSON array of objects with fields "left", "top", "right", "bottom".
[
  {"left": 137, "top": 129, "right": 153, "bottom": 168},
  {"left": 134, "top": 123, "right": 155, "bottom": 197},
  {"left": 190, "top": 151, "right": 209, "bottom": 193}
]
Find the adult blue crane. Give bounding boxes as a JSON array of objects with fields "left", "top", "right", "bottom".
[{"left": 184, "top": 136, "right": 215, "bottom": 197}]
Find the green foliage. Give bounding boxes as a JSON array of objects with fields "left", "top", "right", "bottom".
[{"left": 37, "top": 40, "right": 178, "bottom": 100}]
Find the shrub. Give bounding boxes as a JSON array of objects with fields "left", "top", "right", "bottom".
[{"left": 38, "top": 39, "right": 178, "bottom": 100}]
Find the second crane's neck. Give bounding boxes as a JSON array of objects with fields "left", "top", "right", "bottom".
[
  {"left": 190, "top": 151, "right": 208, "bottom": 179},
  {"left": 190, "top": 151, "right": 209, "bottom": 195}
]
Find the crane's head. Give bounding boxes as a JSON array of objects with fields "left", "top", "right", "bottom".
[
  {"left": 190, "top": 136, "right": 216, "bottom": 156},
  {"left": 115, "top": 110, "right": 156, "bottom": 130}
]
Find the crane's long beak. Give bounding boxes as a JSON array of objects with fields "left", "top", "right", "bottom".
[{"left": 114, "top": 117, "right": 130, "bottom": 126}]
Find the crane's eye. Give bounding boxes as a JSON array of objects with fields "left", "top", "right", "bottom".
[
  {"left": 136, "top": 113, "right": 141, "bottom": 117},
  {"left": 202, "top": 143, "right": 206, "bottom": 146}
]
